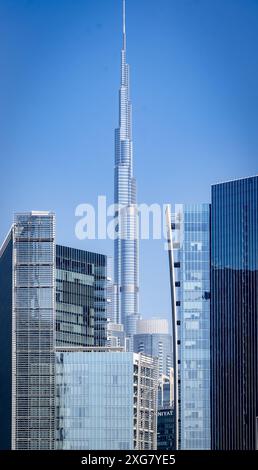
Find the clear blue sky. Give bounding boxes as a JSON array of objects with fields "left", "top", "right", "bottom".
[{"left": 0, "top": 0, "right": 257, "bottom": 319}]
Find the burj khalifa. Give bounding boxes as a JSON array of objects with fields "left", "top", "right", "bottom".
[{"left": 113, "top": 0, "right": 139, "bottom": 347}]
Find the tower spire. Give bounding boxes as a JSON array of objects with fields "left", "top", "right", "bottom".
[
  {"left": 114, "top": 0, "right": 139, "bottom": 343},
  {"left": 123, "top": 0, "right": 126, "bottom": 50}
]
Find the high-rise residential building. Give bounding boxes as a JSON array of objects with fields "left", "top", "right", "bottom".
[
  {"left": 172, "top": 204, "right": 211, "bottom": 450},
  {"left": 0, "top": 212, "right": 56, "bottom": 450},
  {"left": 55, "top": 350, "right": 158, "bottom": 450},
  {"left": 133, "top": 319, "right": 172, "bottom": 377},
  {"left": 56, "top": 245, "right": 107, "bottom": 347},
  {"left": 211, "top": 176, "right": 258, "bottom": 450},
  {"left": 113, "top": 0, "right": 139, "bottom": 345},
  {"left": 0, "top": 212, "right": 108, "bottom": 450}
]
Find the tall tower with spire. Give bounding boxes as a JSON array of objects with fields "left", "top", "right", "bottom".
[{"left": 113, "top": 0, "right": 139, "bottom": 347}]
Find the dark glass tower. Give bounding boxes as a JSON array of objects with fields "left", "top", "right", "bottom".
[
  {"left": 0, "top": 212, "right": 56, "bottom": 450},
  {"left": 157, "top": 409, "right": 175, "bottom": 450},
  {"left": 56, "top": 245, "right": 107, "bottom": 347},
  {"left": 211, "top": 176, "right": 258, "bottom": 450}
]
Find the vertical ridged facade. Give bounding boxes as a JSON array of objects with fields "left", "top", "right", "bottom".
[
  {"left": 12, "top": 212, "right": 56, "bottom": 450},
  {"left": 114, "top": 0, "right": 139, "bottom": 343},
  {"left": 211, "top": 176, "right": 258, "bottom": 450}
]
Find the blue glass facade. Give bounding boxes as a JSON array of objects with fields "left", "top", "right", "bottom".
[
  {"left": 55, "top": 351, "right": 158, "bottom": 450},
  {"left": 211, "top": 176, "right": 258, "bottom": 450},
  {"left": 55, "top": 352, "right": 134, "bottom": 450},
  {"left": 56, "top": 245, "right": 107, "bottom": 347},
  {"left": 157, "top": 374, "right": 175, "bottom": 450},
  {"left": 173, "top": 204, "right": 211, "bottom": 449}
]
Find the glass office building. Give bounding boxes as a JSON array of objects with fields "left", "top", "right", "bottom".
[
  {"left": 157, "top": 408, "right": 175, "bottom": 450},
  {"left": 55, "top": 351, "right": 158, "bottom": 450},
  {"left": 114, "top": 0, "right": 140, "bottom": 344},
  {"left": 211, "top": 176, "right": 258, "bottom": 450},
  {"left": 56, "top": 245, "right": 107, "bottom": 347},
  {"left": 0, "top": 212, "right": 56, "bottom": 450},
  {"left": 173, "top": 204, "right": 211, "bottom": 449},
  {"left": 0, "top": 213, "right": 108, "bottom": 450},
  {"left": 13, "top": 213, "right": 56, "bottom": 450},
  {"left": 158, "top": 371, "right": 174, "bottom": 409}
]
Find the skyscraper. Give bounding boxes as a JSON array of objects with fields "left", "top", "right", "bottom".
[
  {"left": 106, "top": 256, "right": 126, "bottom": 348},
  {"left": 133, "top": 319, "right": 173, "bottom": 377},
  {"left": 55, "top": 350, "right": 158, "bottom": 450},
  {"left": 114, "top": 0, "right": 139, "bottom": 345},
  {"left": 169, "top": 204, "right": 211, "bottom": 450},
  {"left": 157, "top": 408, "right": 175, "bottom": 451},
  {"left": 0, "top": 212, "right": 108, "bottom": 450},
  {"left": 157, "top": 371, "right": 175, "bottom": 450},
  {"left": 211, "top": 176, "right": 258, "bottom": 450},
  {"left": 56, "top": 245, "right": 107, "bottom": 347},
  {"left": 0, "top": 212, "right": 56, "bottom": 450}
]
